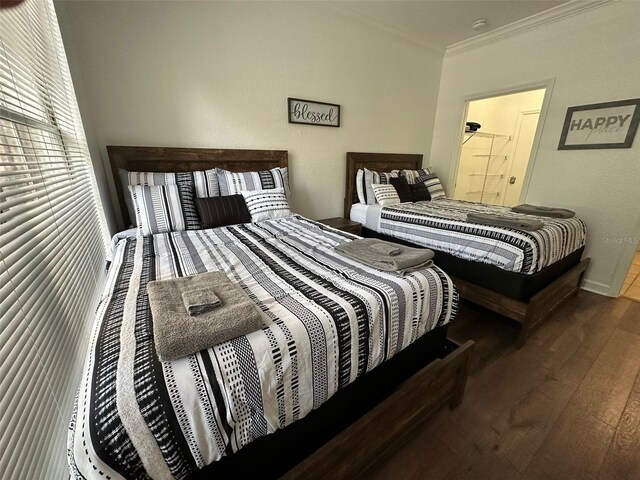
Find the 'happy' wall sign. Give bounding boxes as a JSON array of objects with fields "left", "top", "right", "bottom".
[
  {"left": 288, "top": 98, "right": 340, "bottom": 127},
  {"left": 558, "top": 98, "right": 640, "bottom": 149}
]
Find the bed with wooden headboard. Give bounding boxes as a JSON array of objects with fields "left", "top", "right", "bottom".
[
  {"left": 98, "top": 145, "right": 472, "bottom": 480},
  {"left": 344, "top": 151, "right": 590, "bottom": 348},
  {"left": 344, "top": 151, "right": 422, "bottom": 218},
  {"left": 107, "top": 145, "right": 288, "bottom": 227}
]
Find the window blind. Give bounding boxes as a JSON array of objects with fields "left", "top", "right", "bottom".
[{"left": 0, "top": 0, "right": 108, "bottom": 478}]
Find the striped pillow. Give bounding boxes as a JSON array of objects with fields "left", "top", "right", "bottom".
[
  {"left": 418, "top": 171, "right": 446, "bottom": 200},
  {"left": 120, "top": 169, "right": 200, "bottom": 229},
  {"left": 215, "top": 167, "right": 290, "bottom": 197},
  {"left": 241, "top": 187, "right": 291, "bottom": 222},
  {"left": 392, "top": 168, "right": 431, "bottom": 185},
  {"left": 196, "top": 195, "right": 250, "bottom": 228},
  {"left": 371, "top": 183, "right": 401, "bottom": 206},
  {"left": 129, "top": 184, "right": 186, "bottom": 236},
  {"left": 193, "top": 170, "right": 220, "bottom": 198},
  {"left": 356, "top": 168, "right": 399, "bottom": 205}
]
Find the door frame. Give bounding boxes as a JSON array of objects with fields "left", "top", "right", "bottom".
[{"left": 448, "top": 78, "right": 555, "bottom": 205}]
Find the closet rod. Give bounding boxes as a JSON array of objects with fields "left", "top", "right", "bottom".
[{"left": 464, "top": 130, "right": 511, "bottom": 140}]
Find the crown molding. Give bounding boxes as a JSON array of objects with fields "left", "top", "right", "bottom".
[
  {"left": 445, "top": 0, "right": 614, "bottom": 57},
  {"left": 302, "top": 2, "right": 444, "bottom": 55}
]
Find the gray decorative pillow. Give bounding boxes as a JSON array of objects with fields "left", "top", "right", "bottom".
[{"left": 129, "top": 184, "right": 186, "bottom": 236}]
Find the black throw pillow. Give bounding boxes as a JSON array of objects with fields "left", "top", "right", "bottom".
[
  {"left": 196, "top": 195, "right": 251, "bottom": 229},
  {"left": 410, "top": 182, "right": 431, "bottom": 202},
  {"left": 389, "top": 176, "right": 413, "bottom": 203}
]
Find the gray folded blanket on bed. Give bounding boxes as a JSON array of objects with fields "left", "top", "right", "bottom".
[
  {"left": 466, "top": 212, "right": 544, "bottom": 231},
  {"left": 335, "top": 238, "right": 434, "bottom": 275},
  {"left": 511, "top": 204, "right": 575, "bottom": 218},
  {"left": 369, "top": 242, "right": 401, "bottom": 256},
  {"left": 147, "top": 271, "right": 264, "bottom": 361}
]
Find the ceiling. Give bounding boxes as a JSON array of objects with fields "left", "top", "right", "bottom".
[{"left": 321, "top": 0, "right": 569, "bottom": 50}]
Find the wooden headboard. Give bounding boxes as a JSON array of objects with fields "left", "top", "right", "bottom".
[
  {"left": 344, "top": 152, "right": 423, "bottom": 217},
  {"left": 107, "top": 145, "right": 288, "bottom": 227}
]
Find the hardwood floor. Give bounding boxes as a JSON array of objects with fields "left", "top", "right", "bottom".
[
  {"left": 621, "top": 250, "right": 640, "bottom": 301},
  {"left": 367, "top": 291, "right": 640, "bottom": 480}
]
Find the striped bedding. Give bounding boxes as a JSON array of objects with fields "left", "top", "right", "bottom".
[
  {"left": 378, "top": 199, "right": 586, "bottom": 274},
  {"left": 68, "top": 215, "right": 457, "bottom": 479}
]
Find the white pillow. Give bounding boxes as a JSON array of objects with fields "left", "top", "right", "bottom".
[
  {"left": 371, "top": 184, "right": 401, "bottom": 206},
  {"left": 129, "top": 184, "right": 186, "bottom": 236},
  {"left": 240, "top": 187, "right": 291, "bottom": 222}
]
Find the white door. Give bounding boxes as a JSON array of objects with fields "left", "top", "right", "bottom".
[{"left": 503, "top": 111, "right": 540, "bottom": 206}]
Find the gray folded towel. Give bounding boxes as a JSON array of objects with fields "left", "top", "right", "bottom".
[
  {"left": 369, "top": 242, "right": 401, "bottom": 257},
  {"left": 147, "top": 271, "right": 264, "bottom": 361},
  {"left": 182, "top": 288, "right": 222, "bottom": 316},
  {"left": 467, "top": 212, "right": 543, "bottom": 231},
  {"left": 512, "top": 204, "right": 575, "bottom": 218},
  {"left": 335, "top": 238, "right": 434, "bottom": 275}
]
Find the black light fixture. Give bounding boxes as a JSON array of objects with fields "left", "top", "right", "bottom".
[
  {"left": 463, "top": 121, "right": 482, "bottom": 145},
  {"left": 466, "top": 121, "right": 481, "bottom": 132}
]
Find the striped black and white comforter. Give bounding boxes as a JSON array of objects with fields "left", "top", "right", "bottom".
[
  {"left": 379, "top": 199, "right": 586, "bottom": 274},
  {"left": 68, "top": 216, "right": 457, "bottom": 479}
]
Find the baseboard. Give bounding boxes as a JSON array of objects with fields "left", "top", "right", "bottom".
[{"left": 581, "top": 279, "right": 613, "bottom": 297}]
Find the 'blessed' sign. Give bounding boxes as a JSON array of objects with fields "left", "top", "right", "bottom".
[
  {"left": 288, "top": 98, "right": 340, "bottom": 127},
  {"left": 559, "top": 98, "right": 640, "bottom": 150}
]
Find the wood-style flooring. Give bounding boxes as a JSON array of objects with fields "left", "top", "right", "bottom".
[
  {"left": 368, "top": 291, "right": 640, "bottom": 480},
  {"left": 621, "top": 251, "right": 640, "bottom": 301}
]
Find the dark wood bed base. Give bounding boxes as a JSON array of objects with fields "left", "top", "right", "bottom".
[
  {"left": 283, "top": 337, "right": 474, "bottom": 480},
  {"left": 106, "top": 146, "right": 473, "bottom": 478},
  {"left": 345, "top": 151, "right": 590, "bottom": 348},
  {"left": 453, "top": 260, "right": 590, "bottom": 347}
]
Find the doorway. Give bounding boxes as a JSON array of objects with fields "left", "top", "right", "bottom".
[{"left": 453, "top": 89, "right": 546, "bottom": 206}]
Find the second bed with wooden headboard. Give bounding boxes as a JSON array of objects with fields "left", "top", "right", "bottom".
[{"left": 344, "top": 151, "right": 590, "bottom": 347}]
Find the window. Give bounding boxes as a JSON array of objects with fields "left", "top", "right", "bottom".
[{"left": 0, "top": 0, "right": 108, "bottom": 477}]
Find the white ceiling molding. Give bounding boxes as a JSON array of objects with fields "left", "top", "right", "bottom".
[
  {"left": 305, "top": 2, "right": 444, "bottom": 54},
  {"left": 445, "top": 0, "right": 614, "bottom": 57}
]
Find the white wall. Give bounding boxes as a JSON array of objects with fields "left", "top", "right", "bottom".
[
  {"left": 54, "top": 0, "right": 443, "bottom": 231},
  {"left": 430, "top": 1, "right": 640, "bottom": 297}
]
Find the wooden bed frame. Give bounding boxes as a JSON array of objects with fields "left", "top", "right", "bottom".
[
  {"left": 344, "top": 151, "right": 590, "bottom": 348},
  {"left": 106, "top": 145, "right": 474, "bottom": 478}
]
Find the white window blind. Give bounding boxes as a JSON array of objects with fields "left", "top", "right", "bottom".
[{"left": 0, "top": 0, "right": 108, "bottom": 478}]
